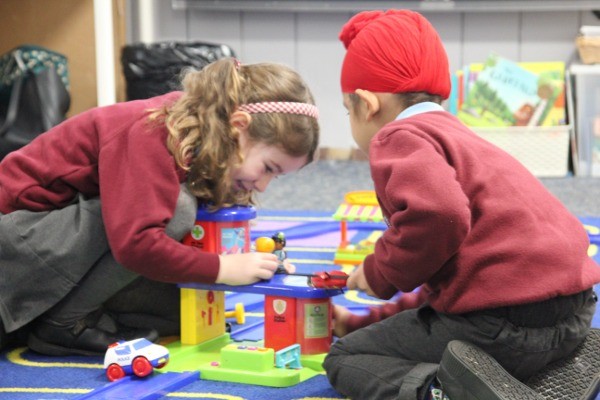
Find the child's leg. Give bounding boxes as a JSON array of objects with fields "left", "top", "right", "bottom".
[
  {"left": 324, "top": 290, "right": 597, "bottom": 400},
  {"left": 0, "top": 195, "right": 110, "bottom": 334},
  {"left": 27, "top": 250, "right": 158, "bottom": 356},
  {"left": 436, "top": 292, "right": 598, "bottom": 400},
  {"left": 40, "top": 251, "right": 139, "bottom": 325},
  {"left": 324, "top": 307, "right": 449, "bottom": 400},
  {"left": 27, "top": 183, "right": 197, "bottom": 355},
  {"left": 44, "top": 182, "right": 195, "bottom": 329},
  {"left": 104, "top": 278, "right": 180, "bottom": 336}
]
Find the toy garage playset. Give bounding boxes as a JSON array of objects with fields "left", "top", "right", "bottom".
[{"left": 168, "top": 205, "right": 346, "bottom": 387}]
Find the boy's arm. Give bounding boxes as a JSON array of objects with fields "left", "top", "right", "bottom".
[
  {"left": 339, "top": 287, "right": 430, "bottom": 335},
  {"left": 365, "top": 129, "right": 471, "bottom": 298}
]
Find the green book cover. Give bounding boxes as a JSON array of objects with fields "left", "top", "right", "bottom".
[{"left": 458, "top": 54, "right": 543, "bottom": 127}]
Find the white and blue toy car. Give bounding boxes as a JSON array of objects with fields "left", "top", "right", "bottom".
[{"left": 103, "top": 338, "right": 170, "bottom": 381}]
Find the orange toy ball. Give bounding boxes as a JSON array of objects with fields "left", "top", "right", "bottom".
[{"left": 255, "top": 237, "right": 276, "bottom": 253}]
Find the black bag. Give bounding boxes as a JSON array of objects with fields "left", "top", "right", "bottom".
[
  {"left": 121, "top": 41, "right": 236, "bottom": 100},
  {"left": 0, "top": 45, "right": 70, "bottom": 160}
]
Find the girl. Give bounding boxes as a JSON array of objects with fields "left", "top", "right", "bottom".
[{"left": 0, "top": 58, "right": 320, "bottom": 356}]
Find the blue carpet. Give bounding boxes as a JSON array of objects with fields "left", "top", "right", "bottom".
[{"left": 0, "top": 211, "right": 599, "bottom": 399}]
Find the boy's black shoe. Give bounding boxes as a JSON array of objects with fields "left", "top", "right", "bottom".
[
  {"left": 27, "top": 311, "right": 159, "bottom": 357},
  {"left": 437, "top": 340, "right": 544, "bottom": 400},
  {"left": 0, "top": 317, "right": 27, "bottom": 351},
  {"left": 526, "top": 328, "right": 600, "bottom": 400}
]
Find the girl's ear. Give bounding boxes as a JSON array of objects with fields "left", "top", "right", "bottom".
[
  {"left": 355, "top": 89, "right": 380, "bottom": 121},
  {"left": 230, "top": 110, "right": 252, "bottom": 130}
]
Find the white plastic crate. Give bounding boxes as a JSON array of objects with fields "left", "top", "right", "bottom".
[{"left": 473, "top": 126, "right": 571, "bottom": 177}]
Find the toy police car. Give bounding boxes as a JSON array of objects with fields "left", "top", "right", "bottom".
[{"left": 103, "top": 338, "right": 170, "bottom": 381}]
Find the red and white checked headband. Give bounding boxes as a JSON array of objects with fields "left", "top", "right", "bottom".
[{"left": 238, "top": 102, "right": 319, "bottom": 120}]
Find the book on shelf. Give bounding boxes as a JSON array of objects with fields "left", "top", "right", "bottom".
[
  {"left": 519, "top": 60, "right": 566, "bottom": 127},
  {"left": 453, "top": 54, "right": 565, "bottom": 128}
]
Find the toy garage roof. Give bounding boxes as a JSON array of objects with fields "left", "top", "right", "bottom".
[
  {"left": 332, "top": 191, "right": 383, "bottom": 222},
  {"left": 332, "top": 203, "right": 382, "bottom": 222}
]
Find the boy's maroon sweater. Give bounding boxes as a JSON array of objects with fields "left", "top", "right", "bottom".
[{"left": 362, "top": 111, "right": 600, "bottom": 316}]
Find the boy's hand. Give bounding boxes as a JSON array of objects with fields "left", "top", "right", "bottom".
[
  {"left": 332, "top": 305, "right": 352, "bottom": 338},
  {"left": 347, "top": 264, "right": 377, "bottom": 297},
  {"left": 216, "top": 252, "right": 278, "bottom": 285}
]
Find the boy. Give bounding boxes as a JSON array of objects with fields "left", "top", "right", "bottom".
[{"left": 323, "top": 9, "right": 600, "bottom": 400}]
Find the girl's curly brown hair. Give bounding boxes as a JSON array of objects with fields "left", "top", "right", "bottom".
[{"left": 150, "top": 58, "right": 319, "bottom": 209}]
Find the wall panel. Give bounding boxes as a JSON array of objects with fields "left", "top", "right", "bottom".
[
  {"left": 427, "top": 13, "right": 464, "bottom": 73},
  {"left": 188, "top": 10, "right": 242, "bottom": 52},
  {"left": 297, "top": 12, "right": 351, "bottom": 147},
  {"left": 462, "top": 12, "right": 521, "bottom": 64},
  {"left": 521, "top": 12, "right": 580, "bottom": 62},
  {"left": 155, "top": 0, "right": 188, "bottom": 41},
  {"left": 241, "top": 12, "right": 295, "bottom": 65}
]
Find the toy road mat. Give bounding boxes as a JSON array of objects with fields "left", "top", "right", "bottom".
[{"left": 1, "top": 210, "right": 600, "bottom": 400}]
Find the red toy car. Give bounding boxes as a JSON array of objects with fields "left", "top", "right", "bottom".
[{"left": 309, "top": 270, "right": 349, "bottom": 288}]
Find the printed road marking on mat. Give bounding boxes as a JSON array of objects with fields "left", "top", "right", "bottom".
[
  {"left": 0, "top": 389, "right": 244, "bottom": 399},
  {"left": 7, "top": 347, "right": 102, "bottom": 368},
  {"left": 0, "top": 388, "right": 90, "bottom": 394}
]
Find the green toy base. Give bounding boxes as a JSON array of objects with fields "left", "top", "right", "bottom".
[{"left": 160, "top": 334, "right": 326, "bottom": 387}]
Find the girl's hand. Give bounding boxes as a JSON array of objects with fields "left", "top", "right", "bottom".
[
  {"left": 347, "top": 264, "right": 377, "bottom": 297},
  {"left": 216, "top": 252, "right": 279, "bottom": 285},
  {"left": 282, "top": 260, "right": 296, "bottom": 274}
]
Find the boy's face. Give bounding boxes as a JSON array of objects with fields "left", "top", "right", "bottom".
[{"left": 343, "top": 93, "right": 378, "bottom": 156}]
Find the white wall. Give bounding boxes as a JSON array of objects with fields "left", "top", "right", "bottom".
[{"left": 127, "top": 0, "right": 600, "bottom": 149}]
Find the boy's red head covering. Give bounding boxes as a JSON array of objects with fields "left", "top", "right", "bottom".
[{"left": 339, "top": 9, "right": 451, "bottom": 99}]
